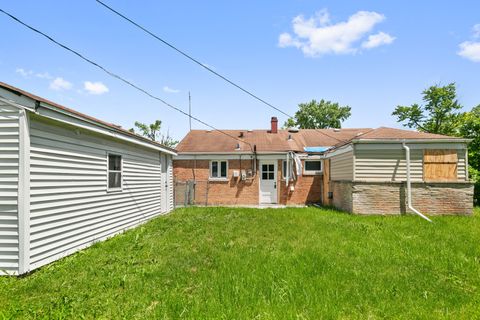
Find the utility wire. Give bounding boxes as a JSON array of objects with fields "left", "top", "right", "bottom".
[
  {"left": 95, "top": 0, "right": 347, "bottom": 144},
  {"left": 0, "top": 8, "right": 254, "bottom": 150},
  {"left": 96, "top": 0, "right": 293, "bottom": 119}
]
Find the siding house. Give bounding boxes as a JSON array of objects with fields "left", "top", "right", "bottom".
[
  {"left": 174, "top": 117, "right": 473, "bottom": 214},
  {"left": 0, "top": 82, "right": 176, "bottom": 275}
]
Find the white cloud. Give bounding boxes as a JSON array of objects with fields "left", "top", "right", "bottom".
[
  {"left": 84, "top": 81, "right": 109, "bottom": 95},
  {"left": 458, "top": 41, "right": 480, "bottom": 62},
  {"left": 163, "top": 86, "right": 180, "bottom": 94},
  {"left": 278, "top": 9, "right": 394, "bottom": 57},
  {"left": 458, "top": 24, "right": 480, "bottom": 63},
  {"left": 35, "top": 72, "right": 53, "bottom": 80},
  {"left": 473, "top": 24, "right": 480, "bottom": 38},
  {"left": 362, "top": 31, "right": 396, "bottom": 49},
  {"left": 49, "top": 77, "right": 73, "bottom": 91},
  {"left": 15, "top": 68, "right": 33, "bottom": 78}
]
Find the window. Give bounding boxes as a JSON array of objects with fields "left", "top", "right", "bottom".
[
  {"left": 210, "top": 160, "right": 228, "bottom": 179},
  {"left": 304, "top": 160, "right": 322, "bottom": 175},
  {"left": 261, "top": 163, "right": 275, "bottom": 180},
  {"left": 423, "top": 149, "right": 458, "bottom": 181},
  {"left": 108, "top": 154, "right": 122, "bottom": 190}
]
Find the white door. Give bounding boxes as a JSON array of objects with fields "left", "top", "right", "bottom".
[
  {"left": 160, "top": 154, "right": 169, "bottom": 212},
  {"left": 259, "top": 161, "right": 278, "bottom": 204}
]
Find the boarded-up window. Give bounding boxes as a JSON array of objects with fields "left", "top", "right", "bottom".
[{"left": 423, "top": 149, "right": 458, "bottom": 181}]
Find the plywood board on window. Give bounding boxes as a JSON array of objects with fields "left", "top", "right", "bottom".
[
  {"left": 424, "top": 149, "right": 458, "bottom": 163},
  {"left": 423, "top": 149, "right": 458, "bottom": 181}
]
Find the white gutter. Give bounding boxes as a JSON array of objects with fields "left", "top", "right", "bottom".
[
  {"left": 402, "top": 142, "right": 432, "bottom": 222},
  {"left": 354, "top": 138, "right": 472, "bottom": 143}
]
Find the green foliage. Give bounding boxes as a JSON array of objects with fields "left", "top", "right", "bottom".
[
  {"left": 459, "top": 105, "right": 480, "bottom": 204},
  {"left": 393, "top": 83, "right": 479, "bottom": 204},
  {"left": 130, "top": 120, "right": 178, "bottom": 148},
  {"left": 1, "top": 207, "right": 480, "bottom": 319},
  {"left": 284, "top": 99, "right": 351, "bottom": 129},
  {"left": 392, "top": 83, "right": 463, "bottom": 135},
  {"left": 283, "top": 117, "right": 296, "bottom": 129}
]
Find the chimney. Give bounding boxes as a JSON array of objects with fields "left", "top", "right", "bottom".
[{"left": 270, "top": 116, "right": 278, "bottom": 133}]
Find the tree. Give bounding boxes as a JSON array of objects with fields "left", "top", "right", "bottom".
[
  {"left": 392, "top": 83, "right": 463, "bottom": 135},
  {"left": 459, "top": 105, "right": 480, "bottom": 205},
  {"left": 130, "top": 120, "right": 179, "bottom": 148},
  {"left": 283, "top": 99, "right": 351, "bottom": 129}
]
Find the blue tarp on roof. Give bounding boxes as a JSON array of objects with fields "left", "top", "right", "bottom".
[{"left": 303, "top": 146, "right": 330, "bottom": 153}]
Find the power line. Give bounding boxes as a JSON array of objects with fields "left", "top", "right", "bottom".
[
  {"left": 96, "top": 0, "right": 294, "bottom": 119},
  {"left": 0, "top": 7, "right": 253, "bottom": 150},
  {"left": 95, "top": 1, "right": 347, "bottom": 144}
]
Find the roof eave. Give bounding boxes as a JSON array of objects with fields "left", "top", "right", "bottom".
[
  {"left": 351, "top": 138, "right": 472, "bottom": 143},
  {"left": 0, "top": 82, "right": 177, "bottom": 155},
  {"left": 37, "top": 101, "right": 177, "bottom": 155}
]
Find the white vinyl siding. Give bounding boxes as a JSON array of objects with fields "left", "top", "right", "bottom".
[
  {"left": 355, "top": 148, "right": 423, "bottom": 181},
  {"left": 354, "top": 144, "right": 467, "bottom": 182},
  {"left": 0, "top": 102, "right": 20, "bottom": 274},
  {"left": 168, "top": 156, "right": 174, "bottom": 210},
  {"left": 457, "top": 150, "right": 467, "bottom": 181},
  {"left": 28, "top": 115, "right": 171, "bottom": 270},
  {"left": 330, "top": 151, "right": 354, "bottom": 181}
]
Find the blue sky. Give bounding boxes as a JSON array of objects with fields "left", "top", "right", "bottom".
[{"left": 1, "top": 1, "right": 479, "bottom": 140}]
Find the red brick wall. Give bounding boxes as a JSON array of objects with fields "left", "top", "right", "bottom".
[
  {"left": 173, "top": 159, "right": 323, "bottom": 206},
  {"left": 278, "top": 160, "right": 322, "bottom": 205},
  {"left": 173, "top": 159, "right": 259, "bottom": 205}
]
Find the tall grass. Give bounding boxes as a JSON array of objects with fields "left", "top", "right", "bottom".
[{"left": 1, "top": 207, "right": 479, "bottom": 319}]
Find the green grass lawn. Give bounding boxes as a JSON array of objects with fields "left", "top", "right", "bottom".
[{"left": 1, "top": 207, "right": 480, "bottom": 319}]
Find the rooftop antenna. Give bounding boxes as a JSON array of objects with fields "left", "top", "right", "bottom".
[{"left": 188, "top": 91, "right": 192, "bottom": 131}]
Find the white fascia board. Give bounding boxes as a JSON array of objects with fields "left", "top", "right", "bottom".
[
  {"left": 175, "top": 154, "right": 253, "bottom": 160},
  {"left": 297, "top": 154, "right": 325, "bottom": 160},
  {"left": 36, "top": 103, "right": 177, "bottom": 155},
  {"left": 352, "top": 138, "right": 472, "bottom": 144},
  {"left": 354, "top": 141, "right": 468, "bottom": 150},
  {"left": 0, "top": 96, "right": 30, "bottom": 111},
  {"left": 324, "top": 144, "right": 353, "bottom": 158},
  {"left": 0, "top": 91, "right": 36, "bottom": 110},
  {"left": 175, "top": 152, "right": 288, "bottom": 160}
]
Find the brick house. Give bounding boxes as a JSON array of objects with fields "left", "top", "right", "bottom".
[{"left": 174, "top": 117, "right": 474, "bottom": 215}]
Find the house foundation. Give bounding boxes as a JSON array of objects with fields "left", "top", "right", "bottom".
[{"left": 330, "top": 181, "right": 474, "bottom": 215}]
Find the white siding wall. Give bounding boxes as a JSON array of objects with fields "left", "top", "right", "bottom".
[
  {"left": 28, "top": 116, "right": 171, "bottom": 270},
  {"left": 0, "top": 102, "right": 20, "bottom": 275},
  {"left": 355, "top": 148, "right": 423, "bottom": 182},
  {"left": 330, "top": 151, "right": 354, "bottom": 181},
  {"left": 457, "top": 150, "right": 467, "bottom": 181},
  {"left": 354, "top": 144, "right": 468, "bottom": 182},
  {"left": 168, "top": 156, "right": 174, "bottom": 210}
]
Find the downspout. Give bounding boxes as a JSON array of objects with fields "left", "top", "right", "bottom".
[
  {"left": 402, "top": 142, "right": 432, "bottom": 222},
  {"left": 286, "top": 152, "right": 290, "bottom": 186}
]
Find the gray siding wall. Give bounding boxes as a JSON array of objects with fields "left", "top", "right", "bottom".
[
  {"left": 330, "top": 151, "right": 354, "bottom": 181},
  {"left": 28, "top": 116, "right": 171, "bottom": 270},
  {"left": 354, "top": 145, "right": 467, "bottom": 182},
  {"left": 0, "top": 102, "right": 20, "bottom": 275}
]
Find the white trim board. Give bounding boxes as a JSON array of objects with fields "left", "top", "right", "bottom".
[{"left": 17, "top": 110, "right": 30, "bottom": 274}]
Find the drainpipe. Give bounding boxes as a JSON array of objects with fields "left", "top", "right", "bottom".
[
  {"left": 402, "top": 142, "right": 432, "bottom": 222},
  {"left": 286, "top": 152, "right": 290, "bottom": 186}
]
